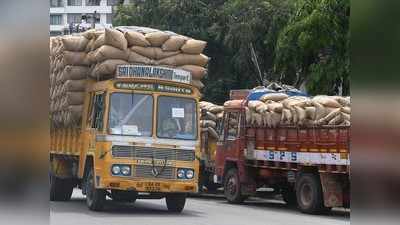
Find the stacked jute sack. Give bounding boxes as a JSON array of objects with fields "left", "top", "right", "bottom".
[
  {"left": 50, "top": 35, "right": 89, "bottom": 127},
  {"left": 50, "top": 26, "right": 210, "bottom": 127},
  {"left": 199, "top": 101, "right": 224, "bottom": 139},
  {"left": 224, "top": 93, "right": 351, "bottom": 128},
  {"left": 83, "top": 26, "right": 209, "bottom": 89}
]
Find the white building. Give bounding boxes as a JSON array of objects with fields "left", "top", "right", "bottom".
[{"left": 49, "top": 0, "right": 126, "bottom": 36}]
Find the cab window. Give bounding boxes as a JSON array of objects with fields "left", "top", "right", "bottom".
[
  {"left": 91, "top": 93, "right": 105, "bottom": 130},
  {"left": 226, "top": 112, "right": 239, "bottom": 140}
]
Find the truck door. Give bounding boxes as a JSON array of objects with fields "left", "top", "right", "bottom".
[
  {"left": 215, "top": 111, "right": 240, "bottom": 176},
  {"left": 79, "top": 92, "right": 105, "bottom": 178}
]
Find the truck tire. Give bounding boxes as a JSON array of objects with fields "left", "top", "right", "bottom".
[
  {"left": 85, "top": 167, "right": 106, "bottom": 211},
  {"left": 111, "top": 190, "right": 137, "bottom": 203},
  {"left": 50, "top": 174, "right": 73, "bottom": 201},
  {"left": 296, "top": 173, "right": 328, "bottom": 214},
  {"left": 224, "top": 168, "right": 246, "bottom": 203},
  {"left": 166, "top": 193, "right": 186, "bottom": 213}
]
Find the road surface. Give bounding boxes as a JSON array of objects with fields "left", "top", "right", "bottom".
[{"left": 50, "top": 189, "right": 349, "bottom": 225}]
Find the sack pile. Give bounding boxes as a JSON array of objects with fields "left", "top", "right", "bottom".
[
  {"left": 199, "top": 101, "right": 224, "bottom": 139},
  {"left": 83, "top": 27, "right": 209, "bottom": 89},
  {"left": 237, "top": 93, "right": 351, "bottom": 128},
  {"left": 50, "top": 36, "right": 89, "bottom": 127},
  {"left": 50, "top": 26, "right": 210, "bottom": 127}
]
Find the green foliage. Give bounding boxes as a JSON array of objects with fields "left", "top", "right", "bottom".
[
  {"left": 113, "top": 0, "right": 350, "bottom": 102},
  {"left": 274, "top": 0, "right": 350, "bottom": 95}
]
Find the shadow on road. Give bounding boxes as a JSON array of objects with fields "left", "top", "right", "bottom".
[
  {"left": 51, "top": 196, "right": 204, "bottom": 218},
  {"left": 190, "top": 194, "right": 350, "bottom": 222}
]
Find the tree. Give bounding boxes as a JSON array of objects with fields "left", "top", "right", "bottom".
[{"left": 274, "top": 0, "right": 350, "bottom": 95}]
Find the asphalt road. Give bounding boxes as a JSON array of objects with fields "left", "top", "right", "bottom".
[{"left": 50, "top": 189, "right": 350, "bottom": 225}]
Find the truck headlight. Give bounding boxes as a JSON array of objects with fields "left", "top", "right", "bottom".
[
  {"left": 185, "top": 170, "right": 194, "bottom": 179},
  {"left": 177, "top": 169, "right": 185, "bottom": 179},
  {"left": 111, "top": 165, "right": 121, "bottom": 175},
  {"left": 121, "top": 166, "right": 131, "bottom": 176}
]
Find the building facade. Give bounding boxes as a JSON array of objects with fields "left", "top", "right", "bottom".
[{"left": 49, "top": 0, "right": 125, "bottom": 36}]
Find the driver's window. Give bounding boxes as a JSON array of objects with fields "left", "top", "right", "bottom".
[
  {"left": 227, "top": 112, "right": 239, "bottom": 140},
  {"left": 91, "top": 93, "right": 105, "bottom": 130}
]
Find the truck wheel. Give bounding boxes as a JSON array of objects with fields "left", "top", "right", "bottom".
[
  {"left": 166, "top": 193, "right": 186, "bottom": 213},
  {"left": 296, "top": 173, "right": 327, "bottom": 214},
  {"left": 85, "top": 167, "right": 106, "bottom": 211},
  {"left": 50, "top": 173, "right": 73, "bottom": 201},
  {"left": 224, "top": 168, "right": 246, "bottom": 203},
  {"left": 111, "top": 190, "right": 137, "bottom": 203},
  {"left": 281, "top": 186, "right": 297, "bottom": 207}
]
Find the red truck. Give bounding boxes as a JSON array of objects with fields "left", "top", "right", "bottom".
[{"left": 213, "top": 91, "right": 350, "bottom": 214}]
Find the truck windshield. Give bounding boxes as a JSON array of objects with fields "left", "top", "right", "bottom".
[
  {"left": 109, "top": 93, "right": 153, "bottom": 137},
  {"left": 157, "top": 96, "right": 197, "bottom": 140}
]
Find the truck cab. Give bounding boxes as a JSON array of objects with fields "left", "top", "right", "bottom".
[{"left": 50, "top": 65, "right": 201, "bottom": 212}]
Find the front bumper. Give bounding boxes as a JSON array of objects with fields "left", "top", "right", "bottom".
[{"left": 98, "top": 177, "right": 198, "bottom": 193}]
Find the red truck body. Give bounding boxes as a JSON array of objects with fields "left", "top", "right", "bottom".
[{"left": 214, "top": 104, "right": 350, "bottom": 214}]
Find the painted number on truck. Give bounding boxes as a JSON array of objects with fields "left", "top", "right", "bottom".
[{"left": 255, "top": 150, "right": 349, "bottom": 165}]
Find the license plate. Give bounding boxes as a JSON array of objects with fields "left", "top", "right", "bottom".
[{"left": 142, "top": 182, "right": 161, "bottom": 192}]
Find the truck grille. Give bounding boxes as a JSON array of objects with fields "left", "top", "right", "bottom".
[
  {"left": 134, "top": 165, "right": 175, "bottom": 179},
  {"left": 112, "top": 146, "right": 195, "bottom": 161}
]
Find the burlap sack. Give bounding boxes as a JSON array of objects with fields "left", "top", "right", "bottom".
[
  {"left": 162, "top": 35, "right": 187, "bottom": 51},
  {"left": 208, "top": 127, "right": 219, "bottom": 140},
  {"left": 267, "top": 102, "right": 283, "bottom": 113},
  {"left": 131, "top": 46, "right": 180, "bottom": 60},
  {"left": 305, "top": 106, "right": 316, "bottom": 120},
  {"left": 228, "top": 118, "right": 238, "bottom": 126},
  {"left": 341, "top": 120, "right": 351, "bottom": 126},
  {"left": 333, "top": 96, "right": 350, "bottom": 107},
  {"left": 125, "top": 31, "right": 151, "bottom": 47},
  {"left": 341, "top": 106, "right": 351, "bottom": 114},
  {"left": 209, "top": 105, "right": 224, "bottom": 114},
  {"left": 94, "top": 45, "right": 129, "bottom": 62},
  {"left": 127, "top": 51, "right": 154, "bottom": 64},
  {"left": 341, "top": 112, "right": 350, "bottom": 121},
  {"left": 328, "top": 114, "right": 343, "bottom": 125},
  {"left": 263, "top": 111, "right": 271, "bottom": 127},
  {"left": 181, "top": 39, "right": 207, "bottom": 54},
  {"left": 248, "top": 100, "right": 264, "bottom": 110},
  {"left": 269, "top": 112, "right": 281, "bottom": 128},
  {"left": 91, "top": 59, "right": 128, "bottom": 79},
  {"left": 317, "top": 108, "right": 341, "bottom": 125},
  {"left": 294, "top": 106, "right": 306, "bottom": 125},
  {"left": 224, "top": 100, "right": 244, "bottom": 108},
  {"left": 93, "top": 34, "right": 105, "bottom": 50},
  {"left": 313, "top": 96, "right": 342, "bottom": 108},
  {"left": 66, "top": 92, "right": 85, "bottom": 105},
  {"left": 68, "top": 105, "right": 83, "bottom": 120},
  {"left": 282, "top": 109, "right": 292, "bottom": 124},
  {"left": 201, "top": 120, "right": 217, "bottom": 129},
  {"left": 145, "top": 31, "right": 170, "bottom": 47},
  {"left": 216, "top": 112, "right": 224, "bottom": 120},
  {"left": 245, "top": 107, "right": 251, "bottom": 123},
  {"left": 260, "top": 93, "right": 289, "bottom": 102},
  {"left": 178, "top": 65, "right": 207, "bottom": 80},
  {"left": 255, "top": 104, "right": 269, "bottom": 113},
  {"left": 62, "top": 36, "right": 89, "bottom": 52},
  {"left": 282, "top": 96, "right": 311, "bottom": 108},
  {"left": 157, "top": 54, "right": 209, "bottom": 67},
  {"left": 65, "top": 80, "right": 87, "bottom": 92},
  {"left": 105, "top": 28, "right": 127, "bottom": 51},
  {"left": 63, "top": 51, "right": 90, "bottom": 66},
  {"left": 251, "top": 112, "right": 263, "bottom": 126},
  {"left": 312, "top": 102, "right": 327, "bottom": 120},
  {"left": 85, "top": 39, "right": 95, "bottom": 52},
  {"left": 202, "top": 111, "right": 217, "bottom": 121},
  {"left": 191, "top": 79, "right": 205, "bottom": 89}
]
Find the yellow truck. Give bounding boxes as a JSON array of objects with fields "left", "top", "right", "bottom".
[{"left": 50, "top": 65, "right": 201, "bottom": 212}]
